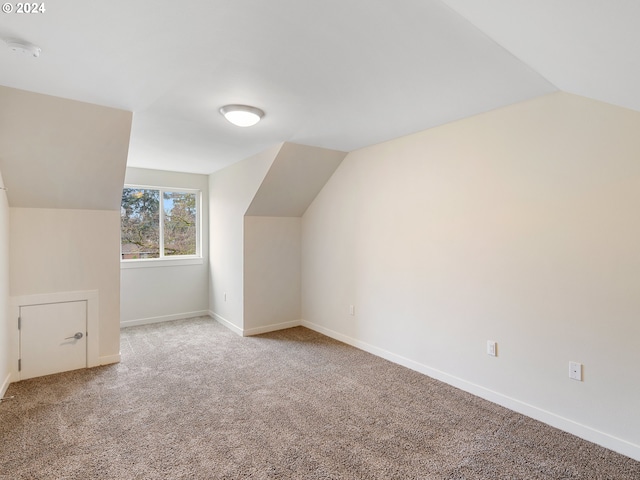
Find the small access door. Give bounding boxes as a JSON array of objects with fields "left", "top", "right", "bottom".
[{"left": 19, "top": 301, "right": 87, "bottom": 380}]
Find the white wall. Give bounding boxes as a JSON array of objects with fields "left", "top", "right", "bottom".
[
  {"left": 210, "top": 143, "right": 344, "bottom": 335},
  {"left": 10, "top": 208, "right": 122, "bottom": 363},
  {"left": 0, "top": 87, "right": 130, "bottom": 379},
  {"left": 244, "top": 216, "right": 301, "bottom": 334},
  {"left": 0, "top": 171, "right": 10, "bottom": 397},
  {"left": 120, "top": 168, "right": 210, "bottom": 326},
  {"left": 301, "top": 92, "right": 640, "bottom": 460},
  {"left": 208, "top": 145, "right": 280, "bottom": 333}
]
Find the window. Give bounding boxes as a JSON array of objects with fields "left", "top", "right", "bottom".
[{"left": 120, "top": 186, "right": 200, "bottom": 261}]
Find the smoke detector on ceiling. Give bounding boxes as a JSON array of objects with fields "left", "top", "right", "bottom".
[{"left": 5, "top": 39, "right": 41, "bottom": 57}]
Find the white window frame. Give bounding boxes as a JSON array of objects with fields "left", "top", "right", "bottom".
[{"left": 120, "top": 184, "right": 203, "bottom": 268}]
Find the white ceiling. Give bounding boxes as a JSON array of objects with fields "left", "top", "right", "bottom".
[
  {"left": 0, "top": 1, "right": 637, "bottom": 175},
  {"left": 441, "top": 0, "right": 640, "bottom": 111}
]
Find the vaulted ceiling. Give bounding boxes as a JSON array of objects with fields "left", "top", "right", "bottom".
[{"left": 0, "top": 1, "right": 638, "bottom": 174}]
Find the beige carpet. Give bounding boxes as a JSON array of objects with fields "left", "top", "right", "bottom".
[{"left": 1, "top": 316, "right": 638, "bottom": 479}]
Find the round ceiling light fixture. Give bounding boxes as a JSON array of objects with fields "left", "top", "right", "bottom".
[
  {"left": 5, "top": 39, "right": 41, "bottom": 57},
  {"left": 219, "top": 104, "right": 264, "bottom": 127}
]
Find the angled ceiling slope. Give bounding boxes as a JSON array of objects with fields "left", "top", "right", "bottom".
[
  {"left": 441, "top": 0, "right": 640, "bottom": 113},
  {"left": 0, "top": 86, "right": 132, "bottom": 210},
  {"left": 246, "top": 143, "right": 347, "bottom": 217},
  {"left": 0, "top": 0, "right": 555, "bottom": 174}
]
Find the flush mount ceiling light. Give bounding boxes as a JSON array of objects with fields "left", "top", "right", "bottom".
[
  {"left": 219, "top": 104, "right": 265, "bottom": 127},
  {"left": 4, "top": 39, "right": 41, "bottom": 57}
]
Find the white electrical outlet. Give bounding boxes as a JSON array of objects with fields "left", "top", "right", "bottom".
[
  {"left": 349, "top": 305, "right": 355, "bottom": 316},
  {"left": 487, "top": 340, "right": 497, "bottom": 357},
  {"left": 569, "top": 361, "right": 582, "bottom": 381}
]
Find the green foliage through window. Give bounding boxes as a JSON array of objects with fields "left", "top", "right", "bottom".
[
  {"left": 163, "top": 191, "right": 197, "bottom": 256},
  {"left": 121, "top": 187, "right": 198, "bottom": 260}
]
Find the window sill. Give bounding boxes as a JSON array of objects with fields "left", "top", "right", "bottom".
[{"left": 120, "top": 257, "right": 204, "bottom": 269}]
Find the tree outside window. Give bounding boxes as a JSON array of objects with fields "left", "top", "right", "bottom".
[
  {"left": 163, "top": 191, "right": 197, "bottom": 256},
  {"left": 121, "top": 187, "right": 198, "bottom": 260}
]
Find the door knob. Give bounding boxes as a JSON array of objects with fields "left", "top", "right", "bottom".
[{"left": 65, "top": 332, "right": 83, "bottom": 340}]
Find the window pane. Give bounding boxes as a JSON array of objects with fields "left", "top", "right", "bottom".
[
  {"left": 120, "top": 188, "right": 160, "bottom": 259},
  {"left": 163, "top": 191, "right": 197, "bottom": 256}
]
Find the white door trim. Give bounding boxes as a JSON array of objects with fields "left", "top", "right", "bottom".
[{"left": 10, "top": 290, "right": 99, "bottom": 382}]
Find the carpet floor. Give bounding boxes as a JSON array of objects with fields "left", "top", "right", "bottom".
[{"left": 1, "top": 316, "right": 639, "bottom": 479}]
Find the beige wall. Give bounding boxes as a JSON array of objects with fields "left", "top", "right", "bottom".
[
  {"left": 209, "top": 142, "right": 344, "bottom": 335},
  {"left": 120, "top": 168, "right": 209, "bottom": 325},
  {"left": 0, "top": 87, "right": 130, "bottom": 377},
  {"left": 0, "top": 86, "right": 131, "bottom": 210},
  {"left": 10, "top": 208, "right": 122, "bottom": 361},
  {"left": 246, "top": 142, "right": 346, "bottom": 216},
  {"left": 0, "top": 172, "right": 10, "bottom": 396},
  {"left": 301, "top": 92, "right": 640, "bottom": 459},
  {"left": 208, "top": 145, "right": 279, "bottom": 331},
  {"left": 244, "top": 216, "right": 301, "bottom": 333}
]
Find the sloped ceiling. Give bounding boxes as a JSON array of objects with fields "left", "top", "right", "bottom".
[
  {"left": 441, "top": 0, "right": 640, "bottom": 112},
  {"left": 0, "top": 1, "right": 637, "bottom": 175},
  {"left": 0, "top": 0, "right": 555, "bottom": 175},
  {"left": 0, "top": 86, "right": 132, "bottom": 209},
  {"left": 246, "top": 143, "right": 347, "bottom": 217}
]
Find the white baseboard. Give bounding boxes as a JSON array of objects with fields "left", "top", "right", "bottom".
[
  {"left": 301, "top": 320, "right": 640, "bottom": 462},
  {"left": 120, "top": 310, "right": 210, "bottom": 328},
  {"left": 0, "top": 372, "right": 11, "bottom": 400},
  {"left": 243, "top": 320, "right": 302, "bottom": 337},
  {"left": 210, "top": 311, "right": 243, "bottom": 336},
  {"left": 98, "top": 354, "right": 121, "bottom": 366},
  {"left": 210, "top": 312, "right": 301, "bottom": 337}
]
